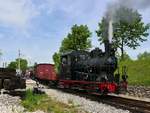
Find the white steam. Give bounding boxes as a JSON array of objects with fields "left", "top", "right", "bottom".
[
  {"left": 106, "top": 0, "right": 150, "bottom": 21},
  {"left": 108, "top": 20, "right": 113, "bottom": 43}
]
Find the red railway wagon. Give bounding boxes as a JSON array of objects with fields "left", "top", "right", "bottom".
[{"left": 34, "top": 64, "right": 58, "bottom": 85}]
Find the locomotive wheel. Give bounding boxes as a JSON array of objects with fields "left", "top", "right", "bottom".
[
  {"left": 3, "top": 79, "right": 11, "bottom": 90},
  {"left": 0, "top": 79, "right": 3, "bottom": 89}
]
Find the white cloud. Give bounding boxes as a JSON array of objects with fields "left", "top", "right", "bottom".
[
  {"left": 0, "top": 0, "right": 39, "bottom": 29},
  {"left": 44, "top": 0, "right": 98, "bottom": 18}
]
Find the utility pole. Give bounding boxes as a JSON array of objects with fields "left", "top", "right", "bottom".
[
  {"left": 18, "top": 49, "right": 21, "bottom": 75},
  {"left": 0, "top": 50, "right": 2, "bottom": 68},
  {"left": 3, "top": 62, "right": 4, "bottom": 68}
]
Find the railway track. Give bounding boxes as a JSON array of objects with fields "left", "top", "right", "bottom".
[
  {"left": 100, "top": 95, "right": 150, "bottom": 113},
  {"left": 0, "top": 89, "right": 26, "bottom": 98}
]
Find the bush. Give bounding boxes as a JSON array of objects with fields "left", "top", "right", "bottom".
[{"left": 119, "top": 58, "right": 150, "bottom": 86}]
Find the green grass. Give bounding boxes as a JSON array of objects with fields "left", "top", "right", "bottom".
[
  {"left": 21, "top": 89, "right": 80, "bottom": 113},
  {"left": 119, "top": 58, "right": 150, "bottom": 86}
]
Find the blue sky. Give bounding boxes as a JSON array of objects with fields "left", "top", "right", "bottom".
[{"left": 0, "top": 0, "right": 150, "bottom": 66}]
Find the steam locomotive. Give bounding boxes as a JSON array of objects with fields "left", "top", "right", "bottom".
[{"left": 58, "top": 40, "right": 128, "bottom": 94}]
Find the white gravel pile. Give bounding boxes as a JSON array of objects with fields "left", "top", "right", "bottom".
[
  {"left": 0, "top": 94, "right": 24, "bottom": 113},
  {"left": 45, "top": 89, "right": 130, "bottom": 113},
  {"left": 0, "top": 94, "right": 44, "bottom": 113}
]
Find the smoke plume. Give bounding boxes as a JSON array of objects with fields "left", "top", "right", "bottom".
[
  {"left": 105, "top": 0, "right": 150, "bottom": 43},
  {"left": 118, "top": 0, "right": 150, "bottom": 10}
]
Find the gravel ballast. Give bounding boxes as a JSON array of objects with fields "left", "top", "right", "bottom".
[
  {"left": 44, "top": 88, "right": 130, "bottom": 113},
  {"left": 0, "top": 93, "right": 44, "bottom": 113},
  {"left": 127, "top": 85, "right": 150, "bottom": 98}
]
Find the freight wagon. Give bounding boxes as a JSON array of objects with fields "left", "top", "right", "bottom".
[
  {"left": 34, "top": 64, "right": 58, "bottom": 86},
  {"left": 0, "top": 68, "right": 26, "bottom": 90}
]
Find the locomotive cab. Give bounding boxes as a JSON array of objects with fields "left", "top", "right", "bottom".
[
  {"left": 60, "top": 51, "right": 89, "bottom": 80},
  {"left": 60, "top": 54, "right": 72, "bottom": 80}
]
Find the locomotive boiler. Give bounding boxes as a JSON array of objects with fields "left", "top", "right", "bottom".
[{"left": 75, "top": 41, "right": 117, "bottom": 82}]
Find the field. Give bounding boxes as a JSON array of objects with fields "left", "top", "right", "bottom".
[{"left": 119, "top": 58, "right": 150, "bottom": 86}]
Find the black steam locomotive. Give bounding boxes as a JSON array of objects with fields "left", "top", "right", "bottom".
[{"left": 59, "top": 40, "right": 128, "bottom": 94}]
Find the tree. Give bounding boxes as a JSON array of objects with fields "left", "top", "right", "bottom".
[
  {"left": 96, "top": 7, "right": 150, "bottom": 60},
  {"left": 7, "top": 61, "right": 17, "bottom": 69},
  {"left": 16, "top": 58, "right": 28, "bottom": 71},
  {"left": 116, "top": 52, "right": 131, "bottom": 61},
  {"left": 59, "top": 37, "right": 71, "bottom": 53},
  {"left": 52, "top": 52, "right": 60, "bottom": 73},
  {"left": 138, "top": 51, "right": 150, "bottom": 60},
  {"left": 7, "top": 58, "right": 28, "bottom": 71},
  {"left": 59, "top": 24, "right": 92, "bottom": 53},
  {"left": 53, "top": 24, "right": 92, "bottom": 72}
]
